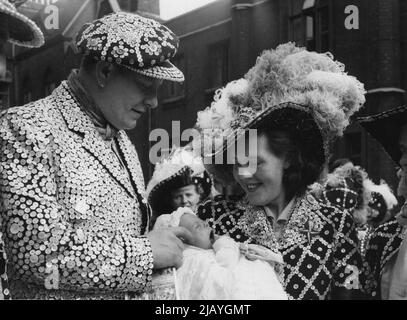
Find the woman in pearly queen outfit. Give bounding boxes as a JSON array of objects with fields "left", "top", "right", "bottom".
[{"left": 193, "top": 43, "right": 370, "bottom": 300}]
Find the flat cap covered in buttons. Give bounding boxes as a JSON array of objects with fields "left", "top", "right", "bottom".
[{"left": 75, "top": 12, "right": 184, "bottom": 82}]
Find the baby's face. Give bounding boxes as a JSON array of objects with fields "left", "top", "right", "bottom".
[{"left": 179, "top": 213, "right": 214, "bottom": 249}]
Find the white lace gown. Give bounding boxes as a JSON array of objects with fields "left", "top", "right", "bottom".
[{"left": 175, "top": 236, "right": 288, "bottom": 300}]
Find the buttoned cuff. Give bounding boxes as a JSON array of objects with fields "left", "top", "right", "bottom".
[{"left": 126, "top": 236, "right": 154, "bottom": 293}]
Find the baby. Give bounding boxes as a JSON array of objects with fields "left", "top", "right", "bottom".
[{"left": 154, "top": 207, "right": 288, "bottom": 300}]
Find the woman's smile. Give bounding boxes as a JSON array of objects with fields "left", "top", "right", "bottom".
[{"left": 245, "top": 182, "right": 262, "bottom": 192}]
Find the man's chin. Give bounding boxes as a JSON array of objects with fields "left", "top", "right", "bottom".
[{"left": 122, "top": 121, "right": 138, "bottom": 130}]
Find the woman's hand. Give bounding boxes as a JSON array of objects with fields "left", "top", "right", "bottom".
[{"left": 240, "top": 243, "right": 284, "bottom": 264}]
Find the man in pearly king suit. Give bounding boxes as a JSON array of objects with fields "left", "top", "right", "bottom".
[{"left": 0, "top": 12, "right": 191, "bottom": 299}]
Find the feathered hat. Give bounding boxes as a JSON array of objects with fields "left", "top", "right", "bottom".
[
  {"left": 0, "top": 0, "right": 44, "bottom": 48},
  {"left": 146, "top": 146, "right": 213, "bottom": 217},
  {"left": 193, "top": 43, "right": 366, "bottom": 169}
]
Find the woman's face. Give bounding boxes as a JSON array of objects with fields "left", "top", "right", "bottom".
[
  {"left": 171, "top": 184, "right": 201, "bottom": 211},
  {"left": 233, "top": 133, "right": 288, "bottom": 207}
]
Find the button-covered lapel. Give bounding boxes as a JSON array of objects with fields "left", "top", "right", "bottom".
[
  {"left": 56, "top": 82, "right": 135, "bottom": 197},
  {"left": 117, "top": 131, "right": 147, "bottom": 204}
]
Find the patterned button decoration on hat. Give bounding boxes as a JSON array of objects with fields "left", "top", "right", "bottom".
[
  {"left": 0, "top": 0, "right": 45, "bottom": 47},
  {"left": 75, "top": 12, "right": 184, "bottom": 82}
]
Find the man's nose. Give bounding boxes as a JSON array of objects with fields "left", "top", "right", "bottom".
[
  {"left": 181, "top": 194, "right": 189, "bottom": 204},
  {"left": 144, "top": 95, "right": 158, "bottom": 109}
]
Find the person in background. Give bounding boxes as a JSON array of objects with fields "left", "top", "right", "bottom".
[
  {"left": 358, "top": 105, "right": 407, "bottom": 299},
  {"left": 146, "top": 146, "right": 212, "bottom": 227},
  {"left": 0, "top": 0, "right": 44, "bottom": 300}
]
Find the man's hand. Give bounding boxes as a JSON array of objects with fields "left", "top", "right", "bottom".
[{"left": 147, "top": 227, "right": 193, "bottom": 269}]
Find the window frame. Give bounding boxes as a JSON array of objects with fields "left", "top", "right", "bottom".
[
  {"left": 206, "top": 39, "right": 230, "bottom": 93},
  {"left": 288, "top": 0, "right": 332, "bottom": 52}
]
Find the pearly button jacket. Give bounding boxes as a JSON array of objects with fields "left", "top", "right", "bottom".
[
  {"left": 0, "top": 82, "right": 154, "bottom": 299},
  {"left": 197, "top": 175, "right": 366, "bottom": 300}
]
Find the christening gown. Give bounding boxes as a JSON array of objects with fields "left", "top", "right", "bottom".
[{"left": 175, "top": 236, "right": 288, "bottom": 300}]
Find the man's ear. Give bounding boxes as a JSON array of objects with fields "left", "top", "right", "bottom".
[{"left": 95, "top": 61, "right": 114, "bottom": 88}]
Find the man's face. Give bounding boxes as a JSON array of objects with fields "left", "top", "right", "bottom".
[
  {"left": 98, "top": 66, "right": 162, "bottom": 130},
  {"left": 171, "top": 184, "right": 201, "bottom": 211}
]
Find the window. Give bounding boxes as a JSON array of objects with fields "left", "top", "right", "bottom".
[
  {"left": 162, "top": 55, "right": 186, "bottom": 100},
  {"left": 208, "top": 41, "right": 229, "bottom": 90},
  {"left": 303, "top": 1, "right": 316, "bottom": 50},
  {"left": 117, "top": 0, "right": 138, "bottom": 12},
  {"left": 23, "top": 91, "right": 32, "bottom": 104},
  {"left": 0, "top": 82, "right": 9, "bottom": 110},
  {"left": 43, "top": 68, "right": 56, "bottom": 97},
  {"left": 97, "top": 0, "right": 113, "bottom": 18},
  {"left": 22, "top": 77, "right": 32, "bottom": 104},
  {"left": 318, "top": 5, "right": 330, "bottom": 52},
  {"left": 44, "top": 82, "right": 56, "bottom": 96},
  {"left": 289, "top": 0, "right": 330, "bottom": 52}
]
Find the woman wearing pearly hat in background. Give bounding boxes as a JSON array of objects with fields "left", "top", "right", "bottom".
[
  {"left": 0, "top": 12, "right": 193, "bottom": 299},
  {"left": 0, "top": 0, "right": 44, "bottom": 300},
  {"left": 146, "top": 146, "right": 213, "bottom": 227},
  {"left": 194, "top": 43, "right": 370, "bottom": 299}
]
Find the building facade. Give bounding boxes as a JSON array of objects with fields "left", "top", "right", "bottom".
[
  {"left": 155, "top": 0, "right": 407, "bottom": 190},
  {"left": 3, "top": 0, "right": 407, "bottom": 190}
]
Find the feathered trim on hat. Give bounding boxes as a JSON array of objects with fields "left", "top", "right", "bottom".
[{"left": 194, "top": 42, "right": 366, "bottom": 160}]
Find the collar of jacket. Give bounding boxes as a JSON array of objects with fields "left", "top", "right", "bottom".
[{"left": 67, "top": 69, "right": 119, "bottom": 141}]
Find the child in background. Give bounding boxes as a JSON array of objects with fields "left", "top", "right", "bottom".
[{"left": 154, "top": 207, "right": 288, "bottom": 300}]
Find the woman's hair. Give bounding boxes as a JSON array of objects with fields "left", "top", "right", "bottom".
[{"left": 257, "top": 127, "right": 325, "bottom": 200}]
